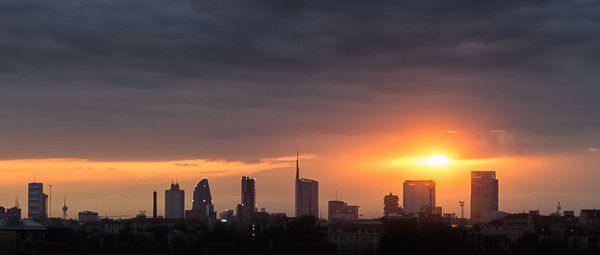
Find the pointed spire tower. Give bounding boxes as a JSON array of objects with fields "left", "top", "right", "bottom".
[
  {"left": 296, "top": 150, "right": 300, "bottom": 181},
  {"left": 294, "top": 150, "right": 319, "bottom": 218},
  {"left": 295, "top": 149, "right": 300, "bottom": 217}
]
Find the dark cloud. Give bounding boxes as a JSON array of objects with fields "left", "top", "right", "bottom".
[{"left": 0, "top": 0, "right": 599, "bottom": 160}]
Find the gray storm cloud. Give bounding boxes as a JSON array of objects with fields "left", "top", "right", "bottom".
[{"left": 0, "top": 0, "right": 599, "bottom": 160}]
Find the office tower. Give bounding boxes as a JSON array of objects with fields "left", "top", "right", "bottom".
[
  {"left": 328, "top": 200, "right": 359, "bottom": 221},
  {"left": 0, "top": 207, "right": 5, "bottom": 219},
  {"left": 295, "top": 152, "right": 319, "bottom": 217},
  {"left": 186, "top": 178, "right": 215, "bottom": 224},
  {"left": 236, "top": 176, "right": 256, "bottom": 221},
  {"left": 152, "top": 191, "right": 157, "bottom": 219},
  {"left": 165, "top": 182, "right": 185, "bottom": 219},
  {"left": 471, "top": 171, "right": 499, "bottom": 221},
  {"left": 28, "top": 182, "right": 48, "bottom": 220},
  {"left": 403, "top": 180, "right": 435, "bottom": 215},
  {"left": 192, "top": 178, "right": 213, "bottom": 212},
  {"left": 383, "top": 192, "right": 401, "bottom": 216}
]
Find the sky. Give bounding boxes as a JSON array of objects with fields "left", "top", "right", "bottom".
[{"left": 1, "top": 0, "right": 600, "bottom": 219}]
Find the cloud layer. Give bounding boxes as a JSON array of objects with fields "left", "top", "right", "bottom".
[{"left": 1, "top": 0, "right": 599, "bottom": 160}]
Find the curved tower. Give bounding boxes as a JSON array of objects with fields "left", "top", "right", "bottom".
[{"left": 189, "top": 178, "right": 214, "bottom": 220}]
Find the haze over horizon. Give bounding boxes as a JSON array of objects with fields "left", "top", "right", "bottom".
[{"left": 1, "top": 0, "right": 600, "bottom": 219}]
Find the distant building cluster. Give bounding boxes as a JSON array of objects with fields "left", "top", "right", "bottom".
[{"left": 4, "top": 159, "right": 600, "bottom": 254}]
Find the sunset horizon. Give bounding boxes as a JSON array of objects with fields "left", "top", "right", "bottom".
[{"left": 2, "top": 1, "right": 600, "bottom": 254}]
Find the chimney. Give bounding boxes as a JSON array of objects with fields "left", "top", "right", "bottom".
[{"left": 153, "top": 191, "right": 157, "bottom": 219}]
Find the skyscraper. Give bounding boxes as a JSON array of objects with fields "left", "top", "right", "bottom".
[
  {"left": 165, "top": 182, "right": 185, "bottom": 219},
  {"left": 471, "top": 171, "right": 499, "bottom": 221},
  {"left": 295, "top": 152, "right": 319, "bottom": 217},
  {"left": 28, "top": 182, "right": 48, "bottom": 220},
  {"left": 186, "top": 178, "right": 214, "bottom": 221},
  {"left": 403, "top": 180, "right": 435, "bottom": 215},
  {"left": 152, "top": 191, "right": 157, "bottom": 219},
  {"left": 237, "top": 176, "right": 256, "bottom": 221}
]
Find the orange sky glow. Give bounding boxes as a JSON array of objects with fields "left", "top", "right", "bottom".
[{"left": 2, "top": 130, "right": 599, "bottom": 219}]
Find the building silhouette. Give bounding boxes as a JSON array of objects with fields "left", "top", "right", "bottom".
[
  {"left": 383, "top": 192, "right": 401, "bottom": 216},
  {"left": 328, "top": 200, "right": 359, "bottom": 221},
  {"left": 471, "top": 171, "right": 499, "bottom": 221},
  {"left": 28, "top": 182, "right": 48, "bottom": 220},
  {"left": 219, "top": 209, "right": 234, "bottom": 222},
  {"left": 186, "top": 178, "right": 215, "bottom": 222},
  {"left": 152, "top": 191, "right": 157, "bottom": 219},
  {"left": 78, "top": 211, "right": 99, "bottom": 224},
  {"left": 236, "top": 176, "right": 256, "bottom": 221},
  {"left": 62, "top": 198, "right": 68, "bottom": 220},
  {"left": 295, "top": 152, "right": 319, "bottom": 217},
  {"left": 165, "top": 182, "right": 185, "bottom": 219},
  {"left": 403, "top": 180, "right": 435, "bottom": 215}
]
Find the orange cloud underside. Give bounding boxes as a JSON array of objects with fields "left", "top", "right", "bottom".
[{"left": 0, "top": 155, "right": 314, "bottom": 185}]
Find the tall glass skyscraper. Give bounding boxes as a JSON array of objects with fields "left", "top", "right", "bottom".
[
  {"left": 237, "top": 176, "right": 256, "bottom": 221},
  {"left": 187, "top": 178, "right": 214, "bottom": 221},
  {"left": 295, "top": 152, "right": 319, "bottom": 218},
  {"left": 471, "top": 171, "right": 499, "bottom": 221},
  {"left": 403, "top": 180, "right": 435, "bottom": 215}
]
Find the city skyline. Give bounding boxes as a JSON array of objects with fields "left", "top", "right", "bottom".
[
  {"left": 2, "top": 1, "right": 600, "bottom": 254},
  {"left": 1, "top": 0, "right": 600, "bottom": 223},
  {"left": 4, "top": 165, "right": 597, "bottom": 221},
  {"left": 4, "top": 153, "right": 600, "bottom": 220}
]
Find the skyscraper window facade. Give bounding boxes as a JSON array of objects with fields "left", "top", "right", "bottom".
[
  {"left": 295, "top": 152, "right": 319, "bottom": 218},
  {"left": 471, "top": 171, "right": 499, "bottom": 221},
  {"left": 165, "top": 182, "right": 185, "bottom": 219},
  {"left": 403, "top": 180, "right": 435, "bottom": 215}
]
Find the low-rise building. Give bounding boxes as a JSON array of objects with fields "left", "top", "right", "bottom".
[
  {"left": 328, "top": 221, "right": 383, "bottom": 255},
  {"left": 328, "top": 200, "right": 359, "bottom": 221},
  {"left": 78, "top": 211, "right": 99, "bottom": 224},
  {"left": 0, "top": 219, "right": 47, "bottom": 255}
]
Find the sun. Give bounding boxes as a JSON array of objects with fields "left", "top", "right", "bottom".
[{"left": 423, "top": 154, "right": 451, "bottom": 167}]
